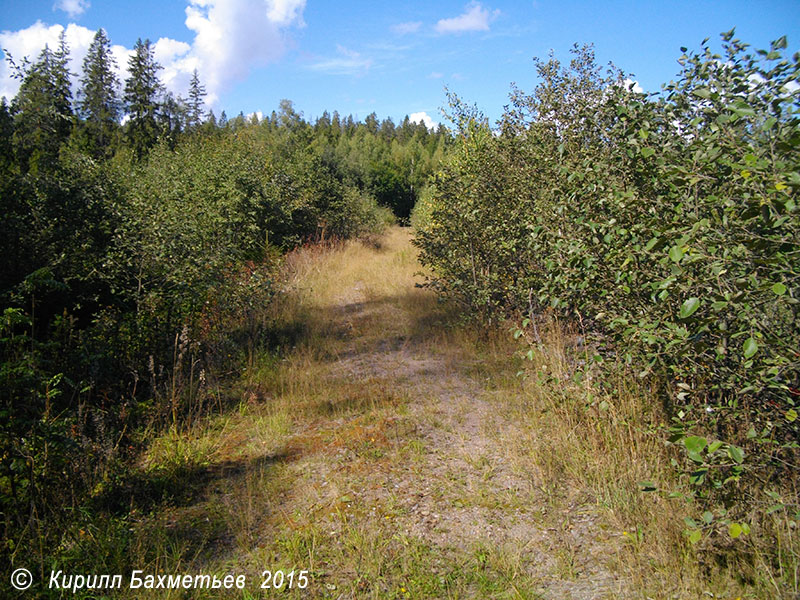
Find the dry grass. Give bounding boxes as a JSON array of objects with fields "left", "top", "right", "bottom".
[
  {"left": 104, "top": 227, "right": 797, "bottom": 599},
  {"left": 493, "top": 319, "right": 799, "bottom": 598}
]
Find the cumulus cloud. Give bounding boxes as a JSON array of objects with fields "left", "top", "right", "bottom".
[
  {"left": 308, "top": 44, "right": 372, "bottom": 76},
  {"left": 54, "top": 0, "right": 90, "bottom": 18},
  {"left": 153, "top": 37, "right": 195, "bottom": 94},
  {"left": 409, "top": 111, "right": 437, "bottom": 130},
  {"left": 1, "top": 0, "right": 306, "bottom": 107},
  {"left": 391, "top": 21, "right": 422, "bottom": 35},
  {"left": 623, "top": 78, "right": 643, "bottom": 94},
  {"left": 435, "top": 2, "right": 498, "bottom": 34},
  {"left": 184, "top": 0, "right": 305, "bottom": 104},
  {"left": 0, "top": 22, "right": 103, "bottom": 100}
]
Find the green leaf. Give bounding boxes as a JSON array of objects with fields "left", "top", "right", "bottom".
[
  {"left": 669, "top": 245, "right": 684, "bottom": 263},
  {"left": 766, "top": 503, "right": 785, "bottom": 514},
  {"left": 729, "top": 523, "right": 743, "bottom": 539},
  {"left": 688, "top": 529, "right": 702, "bottom": 544},
  {"left": 684, "top": 436, "right": 707, "bottom": 454},
  {"left": 730, "top": 102, "right": 756, "bottom": 117},
  {"left": 702, "top": 511, "right": 713, "bottom": 524},
  {"left": 786, "top": 409, "right": 797, "bottom": 423},
  {"left": 687, "top": 452, "right": 704, "bottom": 464},
  {"left": 762, "top": 116, "right": 778, "bottom": 131},
  {"left": 693, "top": 88, "right": 712, "bottom": 99},
  {"left": 727, "top": 445, "right": 744, "bottom": 464},
  {"left": 640, "top": 147, "right": 655, "bottom": 158},
  {"left": 679, "top": 297, "right": 701, "bottom": 319},
  {"left": 772, "top": 282, "right": 787, "bottom": 295},
  {"left": 743, "top": 337, "right": 758, "bottom": 359},
  {"left": 689, "top": 468, "right": 707, "bottom": 484}
]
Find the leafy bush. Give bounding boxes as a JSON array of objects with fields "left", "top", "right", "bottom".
[
  {"left": 415, "top": 32, "right": 799, "bottom": 547},
  {"left": 0, "top": 106, "right": 411, "bottom": 578}
]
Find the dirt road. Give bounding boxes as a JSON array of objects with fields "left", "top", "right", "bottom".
[{"left": 149, "top": 227, "right": 629, "bottom": 599}]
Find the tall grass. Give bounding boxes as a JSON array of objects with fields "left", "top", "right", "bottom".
[
  {"left": 499, "top": 318, "right": 799, "bottom": 598},
  {"left": 25, "top": 227, "right": 795, "bottom": 599}
]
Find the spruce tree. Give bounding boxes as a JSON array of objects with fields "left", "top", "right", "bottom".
[
  {"left": 187, "top": 69, "right": 206, "bottom": 129},
  {"left": 364, "top": 112, "right": 378, "bottom": 134},
  {"left": 11, "top": 32, "right": 74, "bottom": 173},
  {"left": 0, "top": 98, "right": 13, "bottom": 168},
  {"left": 123, "top": 38, "right": 163, "bottom": 158},
  {"left": 158, "top": 91, "right": 187, "bottom": 147},
  {"left": 379, "top": 117, "right": 395, "bottom": 141},
  {"left": 78, "top": 29, "right": 121, "bottom": 158},
  {"left": 52, "top": 31, "right": 73, "bottom": 120}
]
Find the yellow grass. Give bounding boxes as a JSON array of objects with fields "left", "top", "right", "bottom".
[{"left": 118, "top": 227, "right": 798, "bottom": 599}]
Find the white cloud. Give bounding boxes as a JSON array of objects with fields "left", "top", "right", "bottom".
[
  {"left": 410, "top": 111, "right": 437, "bottom": 130},
  {"left": 0, "top": 22, "right": 97, "bottom": 101},
  {"left": 154, "top": 38, "right": 192, "bottom": 64},
  {"left": 308, "top": 44, "right": 372, "bottom": 76},
  {"left": 184, "top": 0, "right": 306, "bottom": 104},
  {"left": 54, "top": 0, "right": 90, "bottom": 18},
  {"left": 392, "top": 21, "right": 422, "bottom": 35},
  {"left": 1, "top": 0, "right": 306, "bottom": 107},
  {"left": 428, "top": 71, "right": 443, "bottom": 79},
  {"left": 266, "top": 0, "right": 305, "bottom": 25},
  {"left": 623, "top": 78, "right": 643, "bottom": 94},
  {"left": 435, "top": 2, "right": 498, "bottom": 34},
  {"left": 154, "top": 37, "right": 195, "bottom": 93}
]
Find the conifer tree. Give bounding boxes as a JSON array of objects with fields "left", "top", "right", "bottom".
[
  {"left": 78, "top": 28, "right": 120, "bottom": 157},
  {"left": 364, "top": 112, "right": 378, "bottom": 134},
  {"left": 187, "top": 69, "right": 206, "bottom": 129},
  {"left": 11, "top": 32, "right": 74, "bottom": 173},
  {"left": 0, "top": 98, "right": 13, "bottom": 169},
  {"left": 379, "top": 117, "right": 395, "bottom": 141},
  {"left": 315, "top": 110, "right": 331, "bottom": 134},
  {"left": 123, "top": 38, "right": 163, "bottom": 158}
]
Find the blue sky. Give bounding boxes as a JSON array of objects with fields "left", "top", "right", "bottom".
[{"left": 1, "top": 1, "right": 798, "bottom": 127}]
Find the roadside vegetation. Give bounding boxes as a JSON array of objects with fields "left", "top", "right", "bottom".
[
  {"left": 1, "top": 25, "right": 797, "bottom": 599},
  {"left": 0, "top": 29, "right": 447, "bottom": 597},
  {"left": 415, "top": 31, "right": 799, "bottom": 596}
]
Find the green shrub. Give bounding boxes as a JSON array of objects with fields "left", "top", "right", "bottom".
[{"left": 415, "top": 32, "right": 799, "bottom": 549}]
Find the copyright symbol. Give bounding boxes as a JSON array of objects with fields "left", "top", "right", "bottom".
[{"left": 11, "top": 568, "right": 32, "bottom": 590}]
